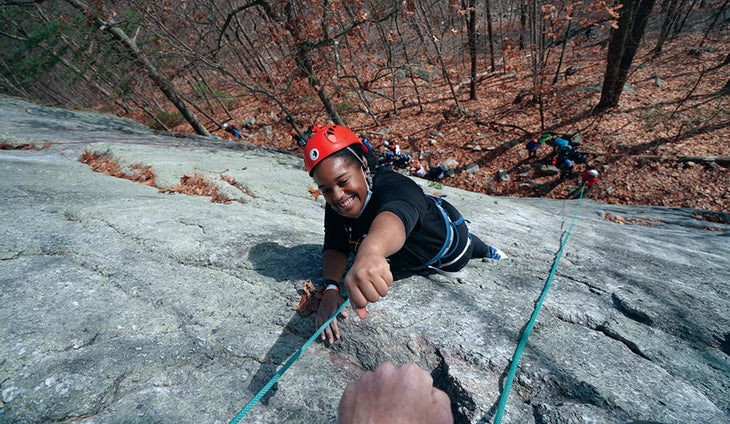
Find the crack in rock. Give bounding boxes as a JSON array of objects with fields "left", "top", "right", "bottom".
[{"left": 611, "top": 292, "right": 654, "bottom": 326}]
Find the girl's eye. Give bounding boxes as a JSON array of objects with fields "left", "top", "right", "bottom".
[{"left": 338, "top": 179, "right": 349, "bottom": 187}]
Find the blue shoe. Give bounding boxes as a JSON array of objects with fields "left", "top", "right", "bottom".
[{"left": 487, "top": 247, "right": 507, "bottom": 260}]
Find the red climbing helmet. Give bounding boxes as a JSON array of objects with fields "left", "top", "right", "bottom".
[{"left": 303, "top": 125, "right": 368, "bottom": 175}]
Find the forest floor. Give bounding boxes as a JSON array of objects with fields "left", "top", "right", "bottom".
[{"left": 174, "top": 29, "right": 730, "bottom": 219}]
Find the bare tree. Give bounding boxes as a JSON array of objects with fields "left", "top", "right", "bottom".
[
  {"left": 699, "top": 0, "right": 729, "bottom": 47},
  {"left": 62, "top": 0, "right": 210, "bottom": 135},
  {"left": 553, "top": 14, "right": 573, "bottom": 84},
  {"left": 484, "top": 0, "right": 496, "bottom": 71},
  {"left": 414, "top": 0, "right": 462, "bottom": 111},
  {"left": 465, "top": 0, "right": 478, "bottom": 100},
  {"left": 394, "top": 6, "right": 425, "bottom": 115},
  {"left": 652, "top": 0, "right": 680, "bottom": 57},
  {"left": 595, "top": 0, "right": 657, "bottom": 113},
  {"left": 518, "top": 0, "right": 528, "bottom": 50},
  {"left": 672, "top": 0, "right": 699, "bottom": 37}
]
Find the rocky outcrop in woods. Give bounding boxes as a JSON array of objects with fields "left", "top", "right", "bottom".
[{"left": 1, "top": 97, "right": 728, "bottom": 423}]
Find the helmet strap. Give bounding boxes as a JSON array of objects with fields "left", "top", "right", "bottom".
[
  {"left": 330, "top": 184, "right": 373, "bottom": 219},
  {"left": 346, "top": 146, "right": 372, "bottom": 188}
]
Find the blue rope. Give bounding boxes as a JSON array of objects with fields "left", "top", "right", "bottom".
[
  {"left": 229, "top": 298, "right": 351, "bottom": 424},
  {"left": 493, "top": 190, "right": 584, "bottom": 424}
]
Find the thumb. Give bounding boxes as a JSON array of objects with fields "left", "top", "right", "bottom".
[{"left": 356, "top": 306, "right": 368, "bottom": 319}]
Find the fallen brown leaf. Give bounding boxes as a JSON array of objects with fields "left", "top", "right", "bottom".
[{"left": 295, "top": 279, "right": 322, "bottom": 317}]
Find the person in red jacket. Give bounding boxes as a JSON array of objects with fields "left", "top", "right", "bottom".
[
  {"left": 571, "top": 169, "right": 599, "bottom": 198},
  {"left": 582, "top": 169, "right": 599, "bottom": 187}
]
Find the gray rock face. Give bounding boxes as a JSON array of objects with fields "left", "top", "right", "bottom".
[{"left": 1, "top": 96, "right": 729, "bottom": 424}]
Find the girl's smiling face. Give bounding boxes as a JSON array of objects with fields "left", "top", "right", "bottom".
[{"left": 313, "top": 155, "right": 369, "bottom": 218}]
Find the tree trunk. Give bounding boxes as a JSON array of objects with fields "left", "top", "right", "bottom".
[
  {"left": 416, "top": 0, "right": 462, "bottom": 111},
  {"left": 394, "top": 10, "right": 423, "bottom": 115},
  {"left": 63, "top": 0, "right": 211, "bottom": 136},
  {"left": 485, "top": 0, "right": 496, "bottom": 71},
  {"left": 297, "top": 43, "right": 344, "bottom": 125},
  {"left": 596, "top": 0, "right": 635, "bottom": 112},
  {"left": 700, "top": 0, "right": 729, "bottom": 47},
  {"left": 618, "top": 0, "right": 656, "bottom": 85},
  {"left": 371, "top": 16, "right": 398, "bottom": 116},
  {"left": 281, "top": 2, "right": 344, "bottom": 125},
  {"left": 553, "top": 18, "right": 572, "bottom": 84},
  {"left": 652, "top": 0, "right": 679, "bottom": 57},
  {"left": 466, "top": 0, "right": 477, "bottom": 100},
  {"left": 519, "top": 0, "right": 527, "bottom": 50},
  {"left": 673, "top": 0, "right": 698, "bottom": 37},
  {"left": 595, "top": 0, "right": 657, "bottom": 113}
]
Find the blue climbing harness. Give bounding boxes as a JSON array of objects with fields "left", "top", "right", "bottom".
[{"left": 420, "top": 195, "right": 466, "bottom": 269}]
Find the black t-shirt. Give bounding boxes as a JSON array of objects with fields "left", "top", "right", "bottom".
[{"left": 323, "top": 167, "right": 447, "bottom": 270}]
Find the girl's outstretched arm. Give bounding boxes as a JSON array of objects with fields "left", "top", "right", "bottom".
[{"left": 345, "top": 211, "right": 406, "bottom": 319}]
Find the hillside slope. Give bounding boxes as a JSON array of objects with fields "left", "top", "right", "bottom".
[{"left": 198, "top": 30, "right": 730, "bottom": 215}]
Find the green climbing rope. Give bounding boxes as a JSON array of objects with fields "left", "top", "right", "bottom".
[
  {"left": 229, "top": 298, "right": 351, "bottom": 424},
  {"left": 493, "top": 190, "right": 584, "bottom": 424},
  {"left": 230, "top": 188, "right": 584, "bottom": 424}
]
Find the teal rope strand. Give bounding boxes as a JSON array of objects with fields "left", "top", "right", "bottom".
[
  {"left": 229, "top": 297, "right": 351, "bottom": 424},
  {"left": 493, "top": 190, "right": 584, "bottom": 424}
]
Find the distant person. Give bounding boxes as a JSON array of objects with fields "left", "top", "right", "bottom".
[
  {"left": 377, "top": 141, "right": 413, "bottom": 171},
  {"left": 393, "top": 151, "right": 413, "bottom": 169},
  {"left": 584, "top": 23, "right": 596, "bottom": 39},
  {"left": 425, "top": 165, "right": 447, "bottom": 181},
  {"left": 291, "top": 124, "right": 322, "bottom": 146},
  {"left": 290, "top": 129, "right": 304, "bottom": 146},
  {"left": 339, "top": 362, "right": 453, "bottom": 424},
  {"left": 538, "top": 133, "right": 556, "bottom": 146},
  {"left": 223, "top": 123, "right": 242, "bottom": 139},
  {"left": 565, "top": 147, "right": 588, "bottom": 165},
  {"left": 526, "top": 138, "right": 539, "bottom": 158},
  {"left": 552, "top": 136, "right": 570, "bottom": 153},
  {"left": 556, "top": 142, "right": 573, "bottom": 158},
  {"left": 559, "top": 158, "right": 575, "bottom": 179},
  {"left": 582, "top": 169, "right": 599, "bottom": 187},
  {"left": 413, "top": 163, "right": 427, "bottom": 178},
  {"left": 571, "top": 169, "right": 599, "bottom": 198},
  {"left": 383, "top": 140, "right": 401, "bottom": 155},
  {"left": 303, "top": 124, "right": 506, "bottom": 344}
]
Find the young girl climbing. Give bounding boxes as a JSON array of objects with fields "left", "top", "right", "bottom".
[{"left": 304, "top": 125, "right": 506, "bottom": 344}]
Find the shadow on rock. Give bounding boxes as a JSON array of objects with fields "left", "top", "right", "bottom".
[
  {"left": 246, "top": 241, "right": 322, "bottom": 404},
  {"left": 248, "top": 241, "right": 321, "bottom": 281},
  {"left": 247, "top": 312, "right": 315, "bottom": 405}
]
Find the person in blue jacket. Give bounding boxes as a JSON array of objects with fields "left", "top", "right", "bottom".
[
  {"left": 526, "top": 138, "right": 539, "bottom": 158},
  {"left": 303, "top": 124, "right": 506, "bottom": 343},
  {"left": 559, "top": 157, "right": 576, "bottom": 179},
  {"left": 552, "top": 136, "right": 570, "bottom": 152}
]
